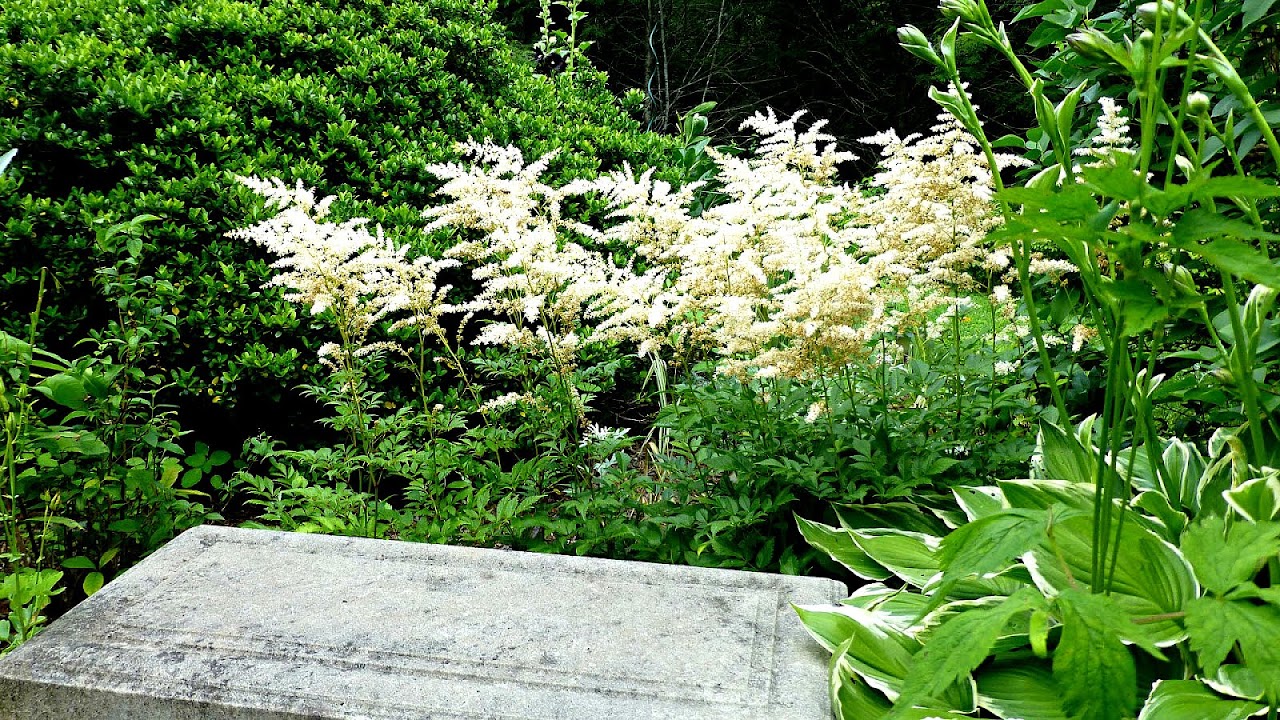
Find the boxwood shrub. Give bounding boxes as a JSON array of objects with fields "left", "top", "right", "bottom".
[{"left": 0, "top": 0, "right": 672, "bottom": 445}]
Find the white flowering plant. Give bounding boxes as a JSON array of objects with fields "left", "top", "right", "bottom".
[{"left": 227, "top": 93, "right": 1049, "bottom": 569}]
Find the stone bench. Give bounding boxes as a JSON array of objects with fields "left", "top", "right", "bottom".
[{"left": 0, "top": 526, "right": 843, "bottom": 719}]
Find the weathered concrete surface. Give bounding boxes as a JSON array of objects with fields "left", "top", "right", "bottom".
[{"left": 0, "top": 525, "right": 844, "bottom": 719}]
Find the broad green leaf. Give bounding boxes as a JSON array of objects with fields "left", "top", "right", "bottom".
[
  {"left": 849, "top": 529, "right": 941, "bottom": 589},
  {"left": 1180, "top": 515, "right": 1280, "bottom": 595},
  {"left": 931, "top": 510, "right": 1045, "bottom": 605},
  {"left": 1138, "top": 680, "right": 1264, "bottom": 720},
  {"left": 60, "top": 556, "right": 96, "bottom": 570},
  {"left": 836, "top": 503, "right": 949, "bottom": 536},
  {"left": 832, "top": 645, "right": 893, "bottom": 720},
  {"left": 1225, "top": 474, "right": 1280, "bottom": 522},
  {"left": 1205, "top": 665, "right": 1265, "bottom": 702},
  {"left": 1034, "top": 423, "right": 1098, "bottom": 484},
  {"left": 976, "top": 663, "right": 1070, "bottom": 720},
  {"left": 1243, "top": 0, "right": 1280, "bottom": 29},
  {"left": 1170, "top": 210, "right": 1280, "bottom": 288},
  {"left": 895, "top": 589, "right": 1044, "bottom": 711},
  {"left": 1186, "top": 597, "right": 1280, "bottom": 702},
  {"left": 1024, "top": 514, "right": 1197, "bottom": 645},
  {"left": 952, "top": 486, "right": 1005, "bottom": 522},
  {"left": 796, "top": 515, "right": 891, "bottom": 581},
  {"left": 36, "top": 374, "right": 87, "bottom": 410},
  {"left": 1053, "top": 589, "right": 1138, "bottom": 720},
  {"left": 794, "top": 603, "right": 918, "bottom": 697},
  {"left": 999, "top": 478, "right": 1094, "bottom": 511},
  {"left": 1133, "top": 490, "right": 1185, "bottom": 543},
  {"left": 842, "top": 584, "right": 931, "bottom": 633},
  {"left": 82, "top": 572, "right": 104, "bottom": 596}
]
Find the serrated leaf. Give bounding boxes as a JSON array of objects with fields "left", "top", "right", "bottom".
[
  {"left": 1186, "top": 597, "right": 1280, "bottom": 703},
  {"left": 1138, "top": 679, "right": 1264, "bottom": 720},
  {"left": 894, "top": 589, "right": 1044, "bottom": 712},
  {"left": 1196, "top": 175, "right": 1280, "bottom": 199},
  {"left": 1180, "top": 515, "right": 1280, "bottom": 595},
  {"left": 1053, "top": 589, "right": 1139, "bottom": 720}
]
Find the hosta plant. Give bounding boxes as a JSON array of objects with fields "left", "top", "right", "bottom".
[{"left": 797, "top": 422, "right": 1280, "bottom": 720}]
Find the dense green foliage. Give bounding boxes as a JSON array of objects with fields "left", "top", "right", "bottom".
[{"left": 0, "top": 0, "right": 671, "bottom": 447}]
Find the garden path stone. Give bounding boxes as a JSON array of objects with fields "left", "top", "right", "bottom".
[{"left": 0, "top": 525, "right": 844, "bottom": 719}]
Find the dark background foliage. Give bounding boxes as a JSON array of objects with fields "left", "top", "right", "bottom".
[{"left": 497, "top": 0, "right": 1036, "bottom": 174}]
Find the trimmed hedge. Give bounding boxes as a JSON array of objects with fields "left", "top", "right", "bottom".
[{"left": 0, "top": 0, "right": 672, "bottom": 443}]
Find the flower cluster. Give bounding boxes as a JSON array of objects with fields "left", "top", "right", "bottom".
[
  {"left": 235, "top": 106, "right": 1043, "bottom": 399},
  {"left": 229, "top": 177, "right": 459, "bottom": 372}
]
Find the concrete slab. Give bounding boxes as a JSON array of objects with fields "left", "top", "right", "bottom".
[{"left": 0, "top": 525, "right": 844, "bottom": 719}]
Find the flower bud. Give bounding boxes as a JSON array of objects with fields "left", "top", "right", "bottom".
[
  {"left": 897, "top": 25, "right": 942, "bottom": 66},
  {"left": 940, "top": 0, "right": 983, "bottom": 25},
  {"left": 1164, "top": 263, "right": 1199, "bottom": 297},
  {"left": 1135, "top": 1, "right": 1194, "bottom": 29},
  {"left": 1067, "top": 29, "right": 1127, "bottom": 67},
  {"left": 1186, "top": 91, "right": 1211, "bottom": 116}
]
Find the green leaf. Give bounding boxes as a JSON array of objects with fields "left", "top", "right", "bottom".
[
  {"left": 1243, "top": 0, "right": 1280, "bottom": 29},
  {"left": 952, "top": 486, "right": 1005, "bottom": 522},
  {"left": 999, "top": 478, "right": 1094, "bottom": 511},
  {"left": 1102, "top": 277, "right": 1169, "bottom": 336},
  {"left": 894, "top": 589, "right": 1044, "bottom": 711},
  {"left": 795, "top": 603, "right": 918, "bottom": 697},
  {"left": 976, "top": 663, "right": 1070, "bottom": 720},
  {"left": 82, "top": 571, "right": 104, "bottom": 596},
  {"left": 1035, "top": 422, "right": 1097, "bottom": 484},
  {"left": 832, "top": 642, "right": 893, "bottom": 720},
  {"left": 1081, "top": 162, "right": 1143, "bottom": 202},
  {"left": 1186, "top": 597, "right": 1280, "bottom": 703},
  {"left": 836, "top": 503, "right": 949, "bottom": 535},
  {"left": 1026, "top": 514, "right": 1197, "bottom": 645},
  {"left": 1171, "top": 211, "right": 1280, "bottom": 288},
  {"left": 1138, "top": 680, "right": 1264, "bottom": 720},
  {"left": 37, "top": 374, "right": 87, "bottom": 410},
  {"left": 797, "top": 516, "right": 891, "bottom": 581},
  {"left": 1195, "top": 175, "right": 1280, "bottom": 199},
  {"left": 931, "top": 510, "right": 1045, "bottom": 605},
  {"left": 842, "top": 584, "right": 931, "bottom": 633},
  {"left": 1053, "top": 588, "right": 1139, "bottom": 720},
  {"left": 1225, "top": 474, "right": 1280, "bottom": 522},
  {"left": 60, "top": 556, "right": 97, "bottom": 570},
  {"left": 1205, "top": 665, "right": 1266, "bottom": 702},
  {"left": 1180, "top": 515, "right": 1280, "bottom": 595},
  {"left": 849, "top": 529, "right": 941, "bottom": 589}
]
